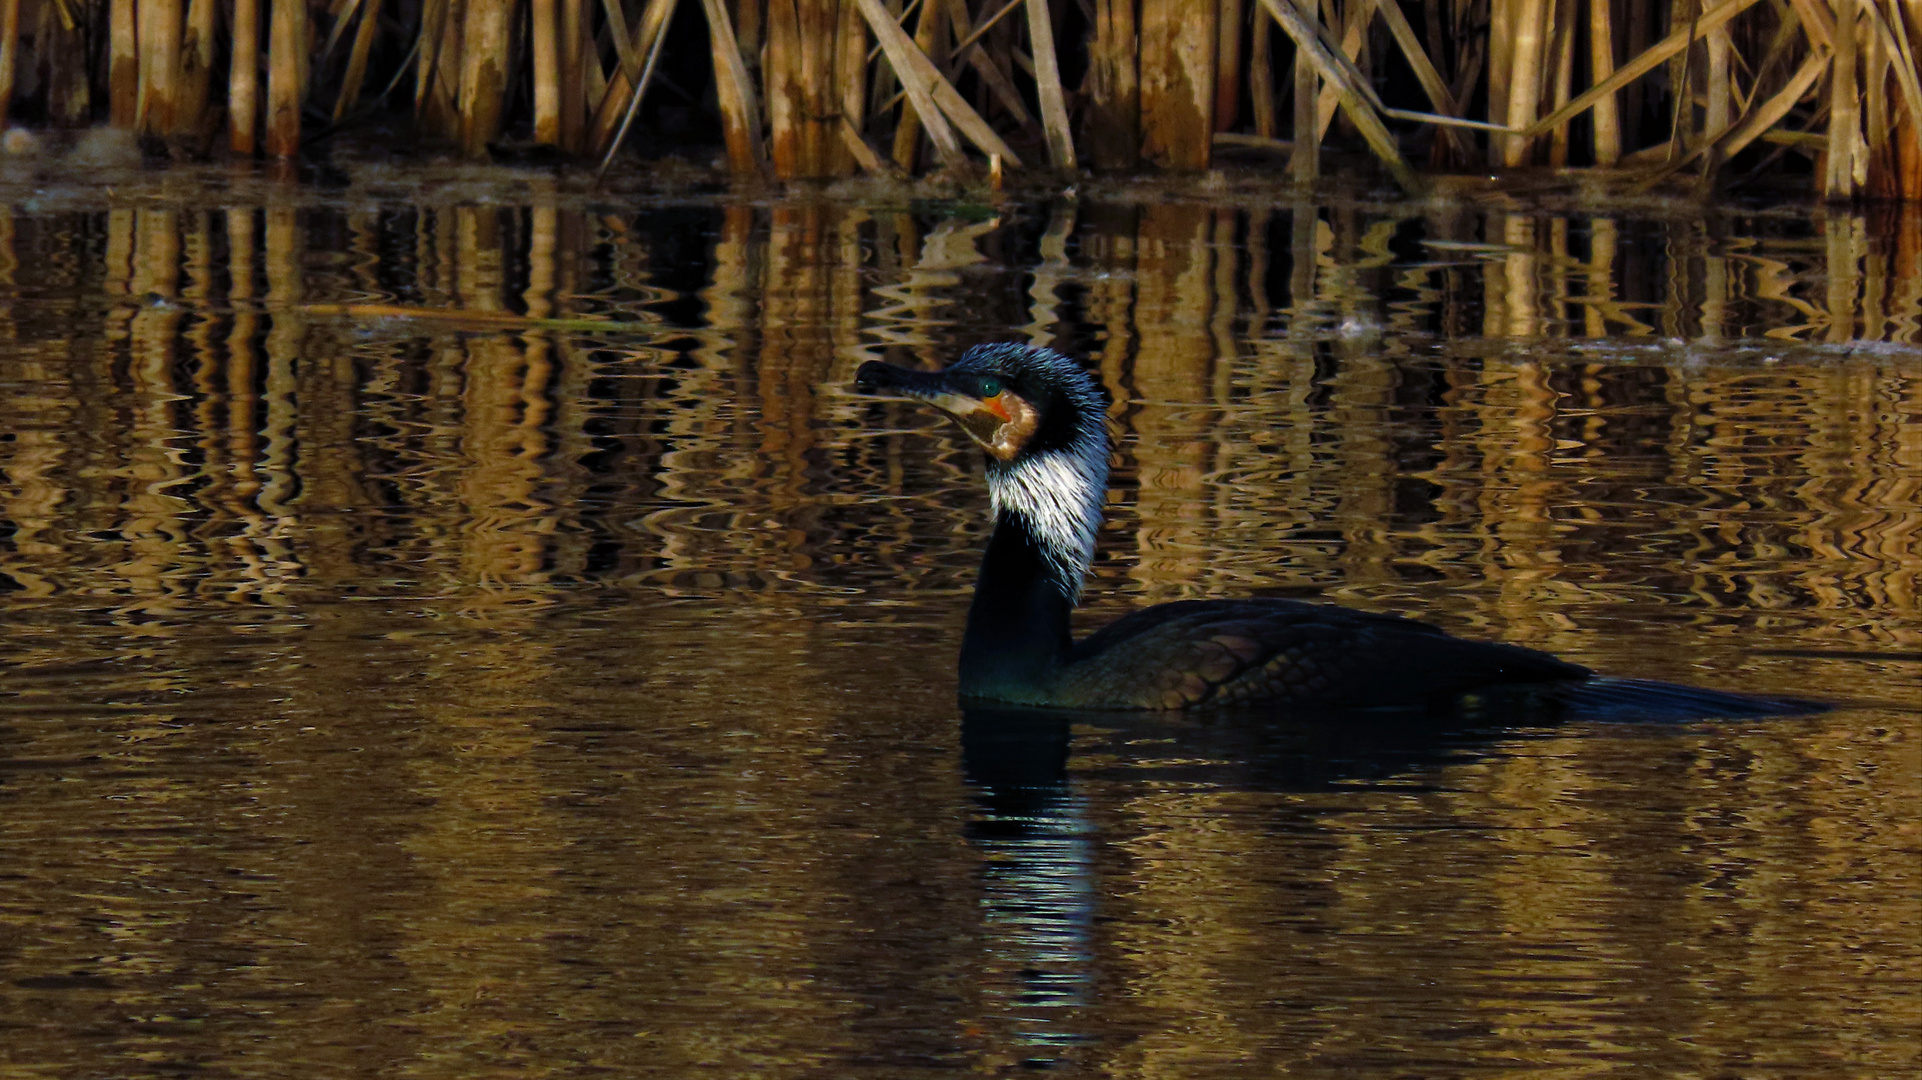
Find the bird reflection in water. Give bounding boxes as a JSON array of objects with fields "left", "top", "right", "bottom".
[{"left": 960, "top": 708, "right": 1097, "bottom": 1066}]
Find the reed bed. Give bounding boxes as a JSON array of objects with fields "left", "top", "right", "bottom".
[{"left": 1, "top": 0, "right": 1918, "bottom": 196}]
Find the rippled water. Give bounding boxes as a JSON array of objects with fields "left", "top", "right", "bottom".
[{"left": 0, "top": 170, "right": 1917, "bottom": 1077}]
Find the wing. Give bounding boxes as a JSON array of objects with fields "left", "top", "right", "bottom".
[{"left": 1057, "top": 599, "right": 1590, "bottom": 711}]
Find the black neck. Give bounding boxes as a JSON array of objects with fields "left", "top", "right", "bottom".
[{"left": 958, "top": 512, "right": 1075, "bottom": 704}]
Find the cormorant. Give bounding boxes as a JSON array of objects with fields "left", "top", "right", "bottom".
[{"left": 854, "top": 343, "right": 1811, "bottom": 718}]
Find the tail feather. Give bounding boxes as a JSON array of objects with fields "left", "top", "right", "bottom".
[{"left": 1466, "top": 676, "right": 1826, "bottom": 723}]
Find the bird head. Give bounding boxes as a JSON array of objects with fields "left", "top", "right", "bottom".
[
  {"left": 855, "top": 344, "right": 1113, "bottom": 600},
  {"left": 853, "top": 343, "right": 1109, "bottom": 465}
]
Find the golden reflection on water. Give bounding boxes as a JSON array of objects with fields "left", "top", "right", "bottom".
[{"left": 0, "top": 187, "right": 1916, "bottom": 1078}]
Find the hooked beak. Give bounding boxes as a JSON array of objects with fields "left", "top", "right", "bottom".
[
  {"left": 854, "top": 360, "right": 982, "bottom": 413},
  {"left": 853, "top": 360, "right": 1030, "bottom": 460}
]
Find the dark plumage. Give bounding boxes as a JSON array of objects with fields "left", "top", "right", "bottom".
[{"left": 854, "top": 344, "right": 1812, "bottom": 718}]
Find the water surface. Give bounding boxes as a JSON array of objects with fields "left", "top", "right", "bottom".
[{"left": 0, "top": 169, "right": 1916, "bottom": 1077}]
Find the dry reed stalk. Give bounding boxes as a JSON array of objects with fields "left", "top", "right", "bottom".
[
  {"left": 1259, "top": 0, "right": 1423, "bottom": 190},
  {"left": 1313, "top": 0, "right": 1370, "bottom": 143},
  {"left": 1501, "top": 0, "right": 1548, "bottom": 164},
  {"left": 834, "top": 0, "right": 870, "bottom": 173},
  {"left": 1901, "top": 0, "right": 1922, "bottom": 199},
  {"left": 1373, "top": 0, "right": 1469, "bottom": 157},
  {"left": 458, "top": 0, "right": 515, "bottom": 157},
  {"left": 230, "top": 0, "right": 259, "bottom": 150},
  {"left": 177, "top": 0, "right": 218, "bottom": 135},
  {"left": 766, "top": 0, "right": 801, "bottom": 173},
  {"left": 1446, "top": 19, "right": 1486, "bottom": 150},
  {"left": 266, "top": 0, "right": 306, "bottom": 156},
  {"left": 1866, "top": 3, "right": 1894, "bottom": 198},
  {"left": 588, "top": 0, "right": 674, "bottom": 155},
  {"left": 1862, "top": 0, "right": 1922, "bottom": 197},
  {"left": 799, "top": 1, "right": 836, "bottom": 174},
  {"left": 864, "top": 0, "right": 968, "bottom": 168},
  {"left": 1216, "top": 0, "right": 1242, "bottom": 131},
  {"left": 1291, "top": 0, "right": 1317, "bottom": 181},
  {"left": 598, "top": 0, "right": 638, "bottom": 81},
  {"left": 1026, "top": 0, "right": 1076, "bottom": 168},
  {"left": 945, "top": 0, "right": 1037, "bottom": 133},
  {"left": 702, "top": 0, "right": 766, "bottom": 174},
  {"left": 1086, "top": 0, "right": 1140, "bottom": 168},
  {"left": 333, "top": 0, "right": 384, "bottom": 123},
  {"left": 595, "top": 2, "right": 673, "bottom": 176},
  {"left": 0, "top": 0, "right": 17, "bottom": 124},
  {"left": 857, "top": 0, "right": 1017, "bottom": 167},
  {"left": 414, "top": 0, "right": 446, "bottom": 113},
  {"left": 559, "top": 0, "right": 585, "bottom": 151},
  {"left": 1876, "top": 0, "right": 1922, "bottom": 127},
  {"left": 1786, "top": 0, "right": 1833, "bottom": 47},
  {"left": 1662, "top": 0, "right": 1696, "bottom": 148},
  {"left": 532, "top": 0, "right": 561, "bottom": 143},
  {"left": 432, "top": 0, "right": 467, "bottom": 137},
  {"left": 865, "top": 0, "right": 902, "bottom": 136},
  {"left": 736, "top": 0, "right": 763, "bottom": 56},
  {"left": 583, "top": 38, "right": 608, "bottom": 114},
  {"left": 1251, "top": 9, "right": 1275, "bottom": 137},
  {"left": 109, "top": 0, "right": 137, "bottom": 126},
  {"left": 1637, "top": 47, "right": 1826, "bottom": 184},
  {"left": 1519, "top": 0, "right": 1762, "bottom": 137},
  {"left": 890, "top": 0, "right": 947, "bottom": 170},
  {"left": 1590, "top": 0, "right": 1621, "bottom": 163},
  {"left": 1706, "top": 3, "right": 1732, "bottom": 143},
  {"left": 1548, "top": 0, "right": 1577, "bottom": 164},
  {"left": 1140, "top": 0, "right": 1216, "bottom": 168},
  {"left": 1488, "top": 0, "right": 1512, "bottom": 163},
  {"left": 138, "top": 0, "right": 184, "bottom": 134},
  {"left": 45, "top": 0, "right": 90, "bottom": 124},
  {"left": 1828, "top": 0, "right": 1861, "bottom": 198}
]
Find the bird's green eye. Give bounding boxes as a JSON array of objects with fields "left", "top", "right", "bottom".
[{"left": 978, "top": 377, "right": 1003, "bottom": 397}]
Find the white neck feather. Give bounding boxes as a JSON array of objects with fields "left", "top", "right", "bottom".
[{"left": 987, "top": 447, "right": 1106, "bottom": 603}]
